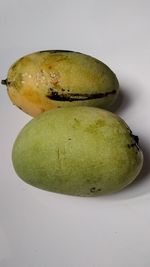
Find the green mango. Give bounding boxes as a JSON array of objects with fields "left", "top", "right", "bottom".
[
  {"left": 12, "top": 107, "right": 143, "bottom": 196},
  {"left": 2, "top": 50, "right": 119, "bottom": 117}
]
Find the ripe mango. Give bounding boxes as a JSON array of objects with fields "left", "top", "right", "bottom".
[
  {"left": 12, "top": 107, "right": 143, "bottom": 196},
  {"left": 2, "top": 50, "right": 119, "bottom": 117}
]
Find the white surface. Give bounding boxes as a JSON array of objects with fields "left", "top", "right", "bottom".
[{"left": 0, "top": 0, "right": 150, "bottom": 266}]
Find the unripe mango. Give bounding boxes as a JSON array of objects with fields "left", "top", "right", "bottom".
[
  {"left": 2, "top": 50, "right": 119, "bottom": 117},
  {"left": 12, "top": 107, "right": 143, "bottom": 196}
]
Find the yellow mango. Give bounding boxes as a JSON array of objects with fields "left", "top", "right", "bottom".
[{"left": 2, "top": 50, "right": 119, "bottom": 117}]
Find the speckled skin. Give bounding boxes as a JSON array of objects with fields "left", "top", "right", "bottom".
[
  {"left": 3, "top": 50, "right": 119, "bottom": 117},
  {"left": 12, "top": 107, "right": 143, "bottom": 196}
]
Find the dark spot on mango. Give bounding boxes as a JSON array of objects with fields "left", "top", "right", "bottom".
[
  {"left": 128, "top": 131, "right": 140, "bottom": 150},
  {"left": 51, "top": 50, "right": 73, "bottom": 53},
  {"left": 57, "top": 148, "right": 60, "bottom": 160},
  {"left": 73, "top": 118, "right": 80, "bottom": 127},
  {"left": 90, "top": 187, "right": 101, "bottom": 193},
  {"left": 85, "top": 119, "right": 105, "bottom": 134},
  {"left": 127, "top": 143, "right": 139, "bottom": 151},
  {"left": 16, "top": 105, "right": 23, "bottom": 110},
  {"left": 40, "top": 108, "right": 46, "bottom": 112},
  {"left": 39, "top": 50, "right": 73, "bottom": 54},
  {"left": 46, "top": 89, "right": 117, "bottom": 102},
  {"left": 132, "top": 135, "right": 139, "bottom": 144},
  {"left": 90, "top": 187, "right": 96, "bottom": 192}
]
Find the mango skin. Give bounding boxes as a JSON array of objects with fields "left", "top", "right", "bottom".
[
  {"left": 12, "top": 107, "right": 143, "bottom": 196},
  {"left": 4, "top": 50, "right": 119, "bottom": 117}
]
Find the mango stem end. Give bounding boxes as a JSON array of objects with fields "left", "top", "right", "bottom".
[{"left": 1, "top": 79, "right": 7, "bottom": 85}]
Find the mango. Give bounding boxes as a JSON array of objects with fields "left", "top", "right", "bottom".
[
  {"left": 12, "top": 106, "right": 143, "bottom": 196},
  {"left": 2, "top": 50, "right": 119, "bottom": 117}
]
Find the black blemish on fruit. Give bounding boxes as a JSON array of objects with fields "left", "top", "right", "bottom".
[
  {"left": 39, "top": 50, "right": 73, "bottom": 53},
  {"left": 90, "top": 187, "right": 101, "bottom": 193},
  {"left": 129, "top": 130, "right": 139, "bottom": 145},
  {"left": 132, "top": 135, "right": 139, "bottom": 144},
  {"left": 97, "top": 188, "right": 102, "bottom": 191},
  {"left": 128, "top": 143, "right": 137, "bottom": 149},
  {"left": 128, "top": 130, "right": 140, "bottom": 151},
  {"left": 127, "top": 143, "right": 139, "bottom": 151},
  {"left": 16, "top": 105, "right": 23, "bottom": 110},
  {"left": 52, "top": 50, "right": 73, "bottom": 53},
  {"left": 57, "top": 148, "right": 60, "bottom": 160},
  {"left": 68, "top": 138, "right": 71, "bottom": 140},
  {"left": 46, "top": 88, "right": 116, "bottom": 102},
  {"left": 90, "top": 187, "right": 96, "bottom": 193},
  {"left": 73, "top": 118, "right": 80, "bottom": 127}
]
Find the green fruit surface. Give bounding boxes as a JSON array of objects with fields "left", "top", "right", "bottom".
[
  {"left": 12, "top": 107, "right": 143, "bottom": 196},
  {"left": 5, "top": 50, "right": 119, "bottom": 117}
]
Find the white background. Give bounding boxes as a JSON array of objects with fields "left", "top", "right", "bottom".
[{"left": 0, "top": 0, "right": 150, "bottom": 266}]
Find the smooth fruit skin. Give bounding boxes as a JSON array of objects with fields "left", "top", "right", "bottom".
[
  {"left": 3, "top": 50, "right": 119, "bottom": 117},
  {"left": 12, "top": 107, "right": 143, "bottom": 196}
]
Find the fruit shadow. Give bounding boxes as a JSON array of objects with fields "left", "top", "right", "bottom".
[{"left": 109, "top": 86, "right": 132, "bottom": 114}]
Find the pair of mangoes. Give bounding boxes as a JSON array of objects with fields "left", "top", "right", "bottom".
[{"left": 2, "top": 50, "right": 143, "bottom": 196}]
